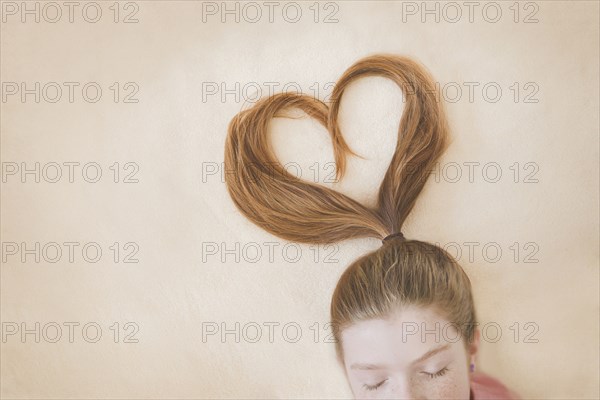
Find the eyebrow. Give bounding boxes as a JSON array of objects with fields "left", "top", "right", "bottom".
[{"left": 350, "top": 343, "right": 451, "bottom": 370}]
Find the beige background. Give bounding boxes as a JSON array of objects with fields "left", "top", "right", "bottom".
[{"left": 1, "top": 1, "right": 599, "bottom": 399}]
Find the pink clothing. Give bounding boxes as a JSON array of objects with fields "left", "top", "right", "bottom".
[{"left": 469, "top": 371, "right": 521, "bottom": 400}]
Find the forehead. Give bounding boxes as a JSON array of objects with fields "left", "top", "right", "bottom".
[{"left": 341, "top": 305, "right": 462, "bottom": 367}]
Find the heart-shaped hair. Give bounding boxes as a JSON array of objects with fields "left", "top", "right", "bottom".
[{"left": 224, "top": 53, "right": 450, "bottom": 244}]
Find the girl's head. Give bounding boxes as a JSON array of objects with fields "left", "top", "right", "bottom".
[
  {"left": 224, "top": 53, "right": 479, "bottom": 399},
  {"left": 332, "top": 238, "right": 480, "bottom": 399}
]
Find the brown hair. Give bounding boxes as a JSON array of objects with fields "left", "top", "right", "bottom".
[{"left": 224, "top": 53, "right": 477, "bottom": 364}]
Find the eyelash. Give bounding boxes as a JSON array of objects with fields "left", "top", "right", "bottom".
[
  {"left": 363, "top": 379, "right": 388, "bottom": 391},
  {"left": 424, "top": 366, "right": 450, "bottom": 379},
  {"left": 362, "top": 367, "right": 450, "bottom": 391}
]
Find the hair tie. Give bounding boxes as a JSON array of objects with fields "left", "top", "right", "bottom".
[{"left": 382, "top": 232, "right": 405, "bottom": 244}]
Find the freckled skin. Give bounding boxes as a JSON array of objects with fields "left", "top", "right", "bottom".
[{"left": 341, "top": 305, "right": 480, "bottom": 400}]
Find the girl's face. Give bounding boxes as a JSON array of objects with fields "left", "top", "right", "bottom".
[{"left": 341, "top": 305, "right": 477, "bottom": 399}]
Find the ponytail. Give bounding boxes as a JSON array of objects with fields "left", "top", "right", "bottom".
[
  {"left": 223, "top": 54, "right": 477, "bottom": 364},
  {"left": 224, "top": 54, "right": 450, "bottom": 243}
]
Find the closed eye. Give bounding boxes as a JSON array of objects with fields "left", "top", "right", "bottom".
[
  {"left": 362, "top": 367, "right": 449, "bottom": 391},
  {"left": 363, "top": 378, "right": 388, "bottom": 391},
  {"left": 422, "top": 366, "right": 449, "bottom": 379}
]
